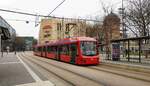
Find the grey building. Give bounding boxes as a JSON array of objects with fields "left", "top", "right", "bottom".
[{"left": 0, "top": 16, "right": 16, "bottom": 52}]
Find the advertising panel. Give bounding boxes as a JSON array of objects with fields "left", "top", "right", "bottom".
[{"left": 112, "top": 43, "right": 120, "bottom": 61}]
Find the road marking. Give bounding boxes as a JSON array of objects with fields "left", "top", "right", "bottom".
[
  {"left": 0, "top": 62, "right": 21, "bottom": 64},
  {"left": 17, "top": 54, "right": 42, "bottom": 82}
]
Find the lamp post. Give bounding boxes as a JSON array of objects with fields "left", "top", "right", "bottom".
[
  {"left": 0, "top": 29, "right": 2, "bottom": 57},
  {"left": 0, "top": 33, "right": 1, "bottom": 57},
  {"left": 118, "top": 0, "right": 126, "bottom": 38},
  {"left": 118, "top": 0, "right": 127, "bottom": 58}
]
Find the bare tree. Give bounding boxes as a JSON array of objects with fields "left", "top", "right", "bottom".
[
  {"left": 125, "top": 0, "right": 150, "bottom": 58},
  {"left": 125, "top": 0, "right": 150, "bottom": 37},
  {"left": 86, "top": 22, "right": 103, "bottom": 39}
]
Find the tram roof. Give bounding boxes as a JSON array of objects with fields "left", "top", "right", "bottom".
[
  {"left": 46, "top": 37, "right": 97, "bottom": 45},
  {"left": 34, "top": 37, "right": 97, "bottom": 47}
]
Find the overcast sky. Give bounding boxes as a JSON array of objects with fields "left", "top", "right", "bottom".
[{"left": 0, "top": 0, "right": 122, "bottom": 39}]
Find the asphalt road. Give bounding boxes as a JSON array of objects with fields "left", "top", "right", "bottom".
[
  {"left": 1, "top": 52, "right": 150, "bottom": 86},
  {"left": 23, "top": 52, "right": 150, "bottom": 86}
]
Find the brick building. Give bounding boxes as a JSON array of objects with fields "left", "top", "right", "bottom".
[{"left": 102, "top": 12, "right": 121, "bottom": 59}]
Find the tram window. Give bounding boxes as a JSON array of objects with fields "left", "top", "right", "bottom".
[
  {"left": 54, "top": 46, "right": 57, "bottom": 53},
  {"left": 80, "top": 41, "right": 96, "bottom": 56},
  {"left": 61, "top": 46, "right": 65, "bottom": 54},
  {"left": 66, "top": 45, "right": 70, "bottom": 55},
  {"left": 59, "top": 46, "right": 62, "bottom": 54},
  {"left": 62, "top": 45, "right": 67, "bottom": 55},
  {"left": 70, "top": 43, "right": 78, "bottom": 56},
  {"left": 40, "top": 47, "right": 42, "bottom": 52},
  {"left": 61, "top": 45, "right": 70, "bottom": 55},
  {"left": 51, "top": 46, "right": 54, "bottom": 52},
  {"left": 47, "top": 46, "right": 51, "bottom": 52},
  {"left": 38, "top": 47, "right": 40, "bottom": 52},
  {"left": 43, "top": 46, "right": 46, "bottom": 52},
  {"left": 52, "top": 46, "right": 56, "bottom": 53},
  {"left": 58, "top": 46, "right": 61, "bottom": 51},
  {"left": 39, "top": 47, "right": 40, "bottom": 52}
]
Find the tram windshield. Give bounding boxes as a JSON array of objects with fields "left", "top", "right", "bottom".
[{"left": 80, "top": 41, "right": 97, "bottom": 56}]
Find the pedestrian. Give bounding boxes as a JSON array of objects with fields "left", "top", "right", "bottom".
[
  {"left": 14, "top": 48, "right": 17, "bottom": 55},
  {"left": 125, "top": 49, "right": 128, "bottom": 56},
  {"left": 6, "top": 46, "right": 10, "bottom": 54}
]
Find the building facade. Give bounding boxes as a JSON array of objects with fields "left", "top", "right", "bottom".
[
  {"left": 39, "top": 18, "right": 86, "bottom": 44},
  {"left": 0, "top": 16, "right": 16, "bottom": 52},
  {"left": 102, "top": 12, "right": 121, "bottom": 59},
  {"left": 15, "top": 36, "right": 34, "bottom": 51}
]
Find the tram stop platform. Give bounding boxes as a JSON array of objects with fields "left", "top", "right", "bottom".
[{"left": 0, "top": 52, "right": 54, "bottom": 86}]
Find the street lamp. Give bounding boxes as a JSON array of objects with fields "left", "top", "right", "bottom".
[
  {"left": 0, "top": 33, "right": 1, "bottom": 57},
  {"left": 118, "top": 0, "right": 127, "bottom": 58},
  {"left": 118, "top": 9, "right": 125, "bottom": 38},
  {"left": 118, "top": 0, "right": 127, "bottom": 38},
  {"left": 26, "top": 21, "right": 29, "bottom": 24}
]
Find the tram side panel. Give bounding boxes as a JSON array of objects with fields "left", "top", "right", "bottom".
[
  {"left": 46, "top": 46, "right": 57, "bottom": 59},
  {"left": 59, "top": 44, "right": 71, "bottom": 63}
]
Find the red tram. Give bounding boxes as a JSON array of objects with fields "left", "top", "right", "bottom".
[{"left": 33, "top": 37, "right": 100, "bottom": 65}]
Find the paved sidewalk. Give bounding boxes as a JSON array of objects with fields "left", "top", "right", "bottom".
[
  {"left": 0, "top": 53, "right": 35, "bottom": 86},
  {"left": 0, "top": 52, "right": 55, "bottom": 86}
]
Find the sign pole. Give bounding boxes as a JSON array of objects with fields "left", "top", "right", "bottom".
[{"left": 0, "top": 33, "right": 1, "bottom": 57}]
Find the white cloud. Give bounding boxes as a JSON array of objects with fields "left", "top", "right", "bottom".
[{"left": 0, "top": 0, "right": 17, "bottom": 6}]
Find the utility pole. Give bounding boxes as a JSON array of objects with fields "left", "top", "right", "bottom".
[
  {"left": 121, "top": 0, "right": 126, "bottom": 38},
  {"left": 119, "top": 0, "right": 126, "bottom": 38},
  {"left": 0, "top": 29, "right": 2, "bottom": 57},
  {"left": 0, "top": 33, "right": 1, "bottom": 57},
  {"left": 121, "top": 0, "right": 126, "bottom": 58},
  {"left": 118, "top": 0, "right": 127, "bottom": 58},
  {"left": 62, "top": 18, "right": 64, "bottom": 39}
]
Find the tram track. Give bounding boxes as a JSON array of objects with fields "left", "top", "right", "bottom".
[
  {"left": 23, "top": 52, "right": 150, "bottom": 86},
  {"left": 94, "top": 64, "right": 150, "bottom": 76},
  {"left": 87, "top": 65, "right": 150, "bottom": 83},
  {"left": 99, "top": 63, "right": 150, "bottom": 74},
  {"left": 18, "top": 54, "right": 74, "bottom": 86},
  {"left": 27, "top": 52, "right": 150, "bottom": 83},
  {"left": 20, "top": 53, "right": 104, "bottom": 86}
]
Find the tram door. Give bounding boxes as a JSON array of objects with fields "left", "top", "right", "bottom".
[
  {"left": 70, "top": 44, "right": 77, "bottom": 64},
  {"left": 40, "top": 47, "right": 42, "bottom": 56},
  {"left": 44, "top": 46, "right": 47, "bottom": 57},
  {"left": 57, "top": 46, "right": 60, "bottom": 60}
]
